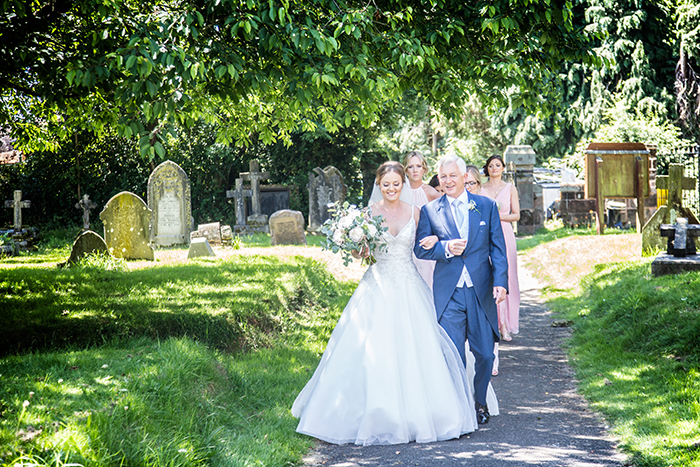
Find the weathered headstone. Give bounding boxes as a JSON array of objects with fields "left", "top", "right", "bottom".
[
  {"left": 249, "top": 186, "right": 291, "bottom": 218},
  {"left": 503, "top": 145, "right": 543, "bottom": 235},
  {"left": 307, "top": 166, "right": 347, "bottom": 232},
  {"left": 652, "top": 218, "right": 700, "bottom": 275},
  {"left": 220, "top": 225, "right": 234, "bottom": 244},
  {"left": 269, "top": 210, "right": 307, "bottom": 246},
  {"left": 226, "top": 178, "right": 252, "bottom": 227},
  {"left": 240, "top": 160, "right": 270, "bottom": 225},
  {"left": 190, "top": 222, "right": 222, "bottom": 245},
  {"left": 63, "top": 230, "right": 109, "bottom": 265},
  {"left": 147, "top": 160, "right": 192, "bottom": 246},
  {"left": 75, "top": 194, "right": 97, "bottom": 230},
  {"left": 99, "top": 192, "right": 154, "bottom": 260},
  {"left": 187, "top": 237, "right": 216, "bottom": 258},
  {"left": 642, "top": 164, "right": 699, "bottom": 252},
  {"left": 4, "top": 190, "right": 30, "bottom": 232}
]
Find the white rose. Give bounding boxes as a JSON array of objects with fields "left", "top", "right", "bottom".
[
  {"left": 333, "top": 229, "right": 344, "bottom": 245},
  {"left": 349, "top": 227, "right": 365, "bottom": 243},
  {"left": 367, "top": 224, "right": 377, "bottom": 237},
  {"left": 338, "top": 215, "right": 353, "bottom": 229}
]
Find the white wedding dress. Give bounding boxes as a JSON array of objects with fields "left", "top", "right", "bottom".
[{"left": 292, "top": 216, "right": 498, "bottom": 445}]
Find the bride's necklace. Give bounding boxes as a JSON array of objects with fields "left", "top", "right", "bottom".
[{"left": 383, "top": 204, "right": 402, "bottom": 220}]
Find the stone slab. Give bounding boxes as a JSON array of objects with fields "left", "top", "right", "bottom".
[
  {"left": 269, "top": 210, "right": 307, "bottom": 246},
  {"left": 651, "top": 253, "right": 700, "bottom": 276},
  {"left": 188, "top": 237, "right": 216, "bottom": 258},
  {"left": 66, "top": 230, "right": 109, "bottom": 264},
  {"left": 191, "top": 222, "right": 222, "bottom": 245}
]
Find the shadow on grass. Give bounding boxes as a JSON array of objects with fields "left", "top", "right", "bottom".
[
  {"left": 548, "top": 261, "right": 700, "bottom": 466},
  {"left": 0, "top": 255, "right": 348, "bottom": 358}
]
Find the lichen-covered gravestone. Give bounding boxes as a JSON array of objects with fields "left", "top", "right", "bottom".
[
  {"left": 269, "top": 210, "right": 307, "bottom": 246},
  {"left": 64, "top": 230, "right": 109, "bottom": 265},
  {"left": 190, "top": 222, "right": 222, "bottom": 245},
  {"left": 100, "top": 192, "right": 154, "bottom": 260},
  {"left": 147, "top": 160, "right": 192, "bottom": 246},
  {"left": 307, "top": 166, "right": 347, "bottom": 232}
]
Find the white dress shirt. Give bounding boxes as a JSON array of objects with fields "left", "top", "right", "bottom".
[{"left": 446, "top": 192, "right": 473, "bottom": 288}]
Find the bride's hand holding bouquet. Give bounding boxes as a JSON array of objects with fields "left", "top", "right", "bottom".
[{"left": 321, "top": 201, "right": 387, "bottom": 266}]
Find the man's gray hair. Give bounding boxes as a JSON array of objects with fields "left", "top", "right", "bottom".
[{"left": 437, "top": 154, "right": 467, "bottom": 175}]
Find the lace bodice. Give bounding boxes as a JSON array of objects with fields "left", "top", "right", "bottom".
[{"left": 365, "top": 218, "right": 425, "bottom": 288}]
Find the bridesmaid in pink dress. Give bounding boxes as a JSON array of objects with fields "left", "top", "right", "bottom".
[
  {"left": 481, "top": 155, "right": 521, "bottom": 342},
  {"left": 403, "top": 151, "right": 441, "bottom": 288}
]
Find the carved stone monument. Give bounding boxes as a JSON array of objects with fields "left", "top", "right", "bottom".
[
  {"left": 4, "top": 190, "right": 30, "bottom": 232},
  {"left": 240, "top": 160, "right": 270, "bottom": 226},
  {"left": 147, "top": 160, "right": 192, "bottom": 246},
  {"left": 63, "top": 230, "right": 109, "bottom": 266},
  {"left": 187, "top": 237, "right": 216, "bottom": 259},
  {"left": 190, "top": 222, "right": 222, "bottom": 245},
  {"left": 503, "top": 146, "right": 543, "bottom": 235},
  {"left": 269, "top": 210, "right": 307, "bottom": 246},
  {"left": 75, "top": 194, "right": 97, "bottom": 230},
  {"left": 651, "top": 218, "right": 700, "bottom": 276},
  {"left": 307, "top": 166, "right": 347, "bottom": 232},
  {"left": 226, "top": 178, "right": 251, "bottom": 227},
  {"left": 99, "top": 192, "right": 154, "bottom": 260},
  {"left": 642, "top": 164, "right": 699, "bottom": 252}
]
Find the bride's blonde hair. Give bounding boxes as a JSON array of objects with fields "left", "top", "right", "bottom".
[{"left": 375, "top": 161, "right": 405, "bottom": 185}]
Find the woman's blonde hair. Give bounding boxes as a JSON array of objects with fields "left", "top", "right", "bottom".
[
  {"left": 375, "top": 161, "right": 406, "bottom": 185},
  {"left": 403, "top": 151, "right": 429, "bottom": 174},
  {"left": 465, "top": 165, "right": 482, "bottom": 187}
]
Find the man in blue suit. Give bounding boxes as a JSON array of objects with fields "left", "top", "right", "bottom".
[{"left": 414, "top": 154, "right": 508, "bottom": 424}]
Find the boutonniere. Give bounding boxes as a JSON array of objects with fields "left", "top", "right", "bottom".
[{"left": 467, "top": 200, "right": 480, "bottom": 213}]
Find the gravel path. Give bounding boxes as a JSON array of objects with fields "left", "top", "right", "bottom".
[{"left": 299, "top": 264, "right": 628, "bottom": 466}]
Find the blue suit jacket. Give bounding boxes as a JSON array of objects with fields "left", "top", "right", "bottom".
[{"left": 413, "top": 192, "right": 509, "bottom": 338}]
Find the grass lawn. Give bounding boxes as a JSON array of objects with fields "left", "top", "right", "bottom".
[
  {"left": 0, "top": 231, "right": 355, "bottom": 467},
  {"left": 520, "top": 223, "right": 700, "bottom": 467}
]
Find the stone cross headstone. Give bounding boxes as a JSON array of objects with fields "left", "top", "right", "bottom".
[
  {"left": 240, "top": 160, "right": 270, "bottom": 225},
  {"left": 99, "top": 191, "right": 154, "bottom": 260},
  {"left": 4, "top": 190, "right": 30, "bottom": 232},
  {"left": 660, "top": 218, "right": 700, "bottom": 257},
  {"left": 642, "top": 164, "right": 699, "bottom": 252},
  {"left": 269, "top": 210, "right": 307, "bottom": 246},
  {"left": 307, "top": 166, "right": 347, "bottom": 232},
  {"left": 226, "top": 178, "right": 252, "bottom": 226},
  {"left": 75, "top": 194, "right": 97, "bottom": 230},
  {"left": 147, "top": 160, "right": 192, "bottom": 246}
]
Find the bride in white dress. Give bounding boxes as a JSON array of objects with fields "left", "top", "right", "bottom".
[{"left": 292, "top": 161, "right": 497, "bottom": 446}]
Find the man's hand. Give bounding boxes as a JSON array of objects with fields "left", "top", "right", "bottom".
[
  {"left": 493, "top": 286, "right": 507, "bottom": 304},
  {"left": 448, "top": 239, "right": 467, "bottom": 256}
]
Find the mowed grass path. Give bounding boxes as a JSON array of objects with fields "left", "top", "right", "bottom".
[{"left": 1, "top": 243, "right": 357, "bottom": 467}]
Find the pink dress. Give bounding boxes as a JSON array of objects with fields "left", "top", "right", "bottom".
[
  {"left": 407, "top": 185, "right": 435, "bottom": 289},
  {"left": 483, "top": 183, "right": 520, "bottom": 334}
]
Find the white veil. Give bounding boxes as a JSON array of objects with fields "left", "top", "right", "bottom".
[{"left": 368, "top": 175, "right": 415, "bottom": 206}]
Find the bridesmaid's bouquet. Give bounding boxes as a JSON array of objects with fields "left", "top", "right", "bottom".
[{"left": 321, "top": 202, "right": 388, "bottom": 266}]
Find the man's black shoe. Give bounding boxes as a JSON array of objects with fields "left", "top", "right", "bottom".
[{"left": 475, "top": 402, "right": 490, "bottom": 424}]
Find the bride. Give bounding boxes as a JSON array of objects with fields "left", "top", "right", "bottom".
[{"left": 292, "top": 161, "right": 497, "bottom": 446}]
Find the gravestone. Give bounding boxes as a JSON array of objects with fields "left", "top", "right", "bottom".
[
  {"left": 75, "top": 194, "right": 97, "bottom": 230},
  {"left": 240, "top": 160, "right": 270, "bottom": 226},
  {"left": 63, "top": 230, "right": 109, "bottom": 265},
  {"left": 503, "top": 145, "right": 543, "bottom": 235},
  {"left": 4, "top": 190, "right": 30, "bottom": 232},
  {"left": 307, "top": 166, "right": 347, "bottom": 232},
  {"left": 187, "top": 237, "right": 216, "bottom": 258},
  {"left": 642, "top": 164, "right": 699, "bottom": 252},
  {"left": 220, "top": 225, "right": 234, "bottom": 245},
  {"left": 248, "top": 186, "right": 291, "bottom": 219},
  {"left": 99, "top": 192, "right": 154, "bottom": 260},
  {"left": 226, "top": 178, "right": 251, "bottom": 226},
  {"left": 652, "top": 218, "right": 700, "bottom": 276},
  {"left": 269, "top": 210, "right": 307, "bottom": 246},
  {"left": 190, "top": 222, "right": 222, "bottom": 245},
  {"left": 147, "top": 160, "right": 192, "bottom": 246}
]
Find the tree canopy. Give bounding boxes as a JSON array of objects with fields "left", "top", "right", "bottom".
[{"left": 1, "top": 0, "right": 598, "bottom": 158}]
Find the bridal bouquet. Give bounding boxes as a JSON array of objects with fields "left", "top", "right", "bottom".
[{"left": 321, "top": 202, "right": 387, "bottom": 266}]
